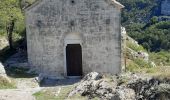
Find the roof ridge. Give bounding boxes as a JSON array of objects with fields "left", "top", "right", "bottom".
[
  {"left": 25, "top": 0, "right": 124, "bottom": 11},
  {"left": 111, "top": 0, "right": 124, "bottom": 9}
]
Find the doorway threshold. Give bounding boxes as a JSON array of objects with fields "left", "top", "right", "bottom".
[{"left": 66, "top": 76, "right": 82, "bottom": 79}]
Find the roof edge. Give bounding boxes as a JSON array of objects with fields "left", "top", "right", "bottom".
[
  {"left": 24, "top": 0, "right": 43, "bottom": 12},
  {"left": 24, "top": 0, "right": 124, "bottom": 12},
  {"left": 111, "top": 0, "right": 125, "bottom": 9}
]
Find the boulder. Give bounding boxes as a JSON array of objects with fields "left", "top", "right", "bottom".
[
  {"left": 0, "top": 62, "right": 11, "bottom": 83},
  {"left": 0, "top": 62, "right": 7, "bottom": 75},
  {"left": 69, "top": 72, "right": 170, "bottom": 100},
  {"left": 153, "top": 84, "right": 170, "bottom": 99},
  {"left": 82, "top": 72, "right": 102, "bottom": 81},
  {"left": 127, "top": 77, "right": 170, "bottom": 100},
  {"left": 69, "top": 72, "right": 116, "bottom": 99},
  {"left": 35, "top": 73, "right": 44, "bottom": 83},
  {"left": 112, "top": 86, "right": 136, "bottom": 100},
  {"left": 137, "top": 51, "right": 149, "bottom": 62}
]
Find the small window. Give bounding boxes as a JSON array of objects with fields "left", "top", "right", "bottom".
[{"left": 71, "top": 0, "right": 75, "bottom": 4}]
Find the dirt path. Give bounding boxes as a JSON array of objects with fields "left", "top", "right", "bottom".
[
  {"left": 0, "top": 78, "right": 41, "bottom": 100},
  {"left": 0, "top": 88, "right": 41, "bottom": 100}
]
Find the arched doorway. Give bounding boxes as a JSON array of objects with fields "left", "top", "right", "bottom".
[
  {"left": 64, "top": 33, "right": 83, "bottom": 76},
  {"left": 66, "top": 44, "right": 82, "bottom": 76}
]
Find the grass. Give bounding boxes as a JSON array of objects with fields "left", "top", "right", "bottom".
[
  {"left": 33, "top": 85, "right": 92, "bottom": 100},
  {"left": 146, "top": 66, "right": 170, "bottom": 79},
  {"left": 33, "top": 86, "right": 75, "bottom": 100},
  {"left": 149, "top": 51, "right": 170, "bottom": 66},
  {"left": 127, "top": 62, "right": 170, "bottom": 79},
  {"left": 33, "top": 89, "right": 57, "bottom": 100},
  {"left": 0, "top": 75, "right": 16, "bottom": 89},
  {"left": 5, "top": 67, "right": 37, "bottom": 78},
  {"left": 126, "top": 40, "right": 145, "bottom": 52},
  {"left": 126, "top": 57, "right": 170, "bottom": 79}
]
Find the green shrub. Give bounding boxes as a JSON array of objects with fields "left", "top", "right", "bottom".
[
  {"left": 126, "top": 60, "right": 140, "bottom": 72},
  {"left": 134, "top": 58, "right": 152, "bottom": 68},
  {"left": 150, "top": 51, "right": 170, "bottom": 66},
  {"left": 126, "top": 40, "right": 145, "bottom": 52}
]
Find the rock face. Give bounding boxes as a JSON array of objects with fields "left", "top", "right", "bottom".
[
  {"left": 0, "top": 62, "right": 6, "bottom": 75},
  {"left": 69, "top": 72, "right": 170, "bottom": 100},
  {"left": 113, "top": 86, "right": 136, "bottom": 100},
  {"left": 69, "top": 72, "right": 136, "bottom": 100},
  {"left": 128, "top": 78, "right": 170, "bottom": 100},
  {"left": 0, "top": 62, "right": 11, "bottom": 83},
  {"left": 82, "top": 72, "right": 102, "bottom": 81}
]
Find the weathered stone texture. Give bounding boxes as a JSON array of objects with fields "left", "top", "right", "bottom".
[{"left": 26, "top": 0, "right": 122, "bottom": 78}]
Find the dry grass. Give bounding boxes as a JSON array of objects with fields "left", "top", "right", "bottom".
[
  {"left": 148, "top": 66, "right": 170, "bottom": 79},
  {"left": 33, "top": 86, "right": 77, "bottom": 100},
  {"left": 0, "top": 76, "right": 16, "bottom": 89}
]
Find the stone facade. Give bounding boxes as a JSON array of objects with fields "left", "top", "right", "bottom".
[
  {"left": 25, "top": 0, "right": 124, "bottom": 78},
  {"left": 161, "top": 0, "right": 170, "bottom": 15}
]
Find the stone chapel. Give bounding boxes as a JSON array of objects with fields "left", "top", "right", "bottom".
[{"left": 25, "top": 0, "right": 124, "bottom": 78}]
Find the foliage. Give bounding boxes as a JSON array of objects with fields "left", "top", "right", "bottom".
[
  {"left": 0, "top": 0, "right": 25, "bottom": 36},
  {"left": 118, "top": 0, "right": 160, "bottom": 24},
  {"left": 126, "top": 58, "right": 153, "bottom": 72},
  {"left": 150, "top": 51, "right": 170, "bottom": 66},
  {"left": 126, "top": 59, "right": 140, "bottom": 72},
  {"left": 126, "top": 40, "right": 145, "bottom": 52},
  {"left": 126, "top": 21, "right": 170, "bottom": 52},
  {"left": 133, "top": 58, "right": 152, "bottom": 68},
  {"left": 118, "top": 0, "right": 170, "bottom": 52}
]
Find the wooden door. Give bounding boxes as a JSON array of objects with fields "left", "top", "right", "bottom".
[{"left": 66, "top": 44, "right": 82, "bottom": 76}]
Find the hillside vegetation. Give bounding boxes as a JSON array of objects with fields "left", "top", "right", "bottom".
[{"left": 118, "top": 0, "right": 170, "bottom": 52}]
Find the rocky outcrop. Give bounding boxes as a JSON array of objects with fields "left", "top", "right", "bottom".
[
  {"left": 0, "top": 62, "right": 6, "bottom": 75},
  {"left": 69, "top": 72, "right": 170, "bottom": 100},
  {"left": 113, "top": 86, "right": 136, "bottom": 100},
  {"left": 69, "top": 72, "right": 136, "bottom": 100},
  {"left": 0, "top": 62, "right": 11, "bottom": 84},
  {"left": 68, "top": 72, "right": 115, "bottom": 99},
  {"left": 128, "top": 78, "right": 170, "bottom": 100}
]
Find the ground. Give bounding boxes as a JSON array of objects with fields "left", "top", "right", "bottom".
[
  {"left": 0, "top": 75, "right": 81, "bottom": 100},
  {"left": 0, "top": 77, "right": 40, "bottom": 100}
]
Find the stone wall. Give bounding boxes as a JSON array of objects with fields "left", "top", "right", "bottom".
[
  {"left": 161, "top": 0, "right": 170, "bottom": 15},
  {"left": 26, "top": 0, "right": 122, "bottom": 78}
]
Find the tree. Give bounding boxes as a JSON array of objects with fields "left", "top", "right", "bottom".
[
  {"left": 0, "top": 0, "right": 24, "bottom": 50},
  {"left": 150, "top": 16, "right": 158, "bottom": 25}
]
